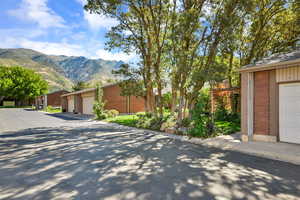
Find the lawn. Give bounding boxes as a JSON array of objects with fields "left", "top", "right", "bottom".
[
  {"left": 45, "top": 106, "right": 62, "bottom": 113},
  {"left": 105, "top": 115, "right": 138, "bottom": 127},
  {"left": 0, "top": 106, "right": 33, "bottom": 109}
]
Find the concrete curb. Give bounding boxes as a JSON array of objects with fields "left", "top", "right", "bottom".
[{"left": 100, "top": 121, "right": 300, "bottom": 166}]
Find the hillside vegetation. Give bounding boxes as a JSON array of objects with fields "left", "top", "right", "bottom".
[{"left": 0, "top": 48, "right": 122, "bottom": 92}]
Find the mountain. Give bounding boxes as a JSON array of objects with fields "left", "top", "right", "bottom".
[{"left": 0, "top": 48, "right": 123, "bottom": 92}]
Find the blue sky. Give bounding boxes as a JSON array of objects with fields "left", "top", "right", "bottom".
[{"left": 0, "top": 0, "right": 135, "bottom": 62}]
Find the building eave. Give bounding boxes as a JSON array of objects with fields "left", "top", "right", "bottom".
[{"left": 239, "top": 58, "right": 300, "bottom": 73}]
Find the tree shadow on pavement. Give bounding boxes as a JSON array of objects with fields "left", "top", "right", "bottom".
[{"left": 0, "top": 123, "right": 299, "bottom": 200}]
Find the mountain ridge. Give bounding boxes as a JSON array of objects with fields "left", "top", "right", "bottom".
[{"left": 0, "top": 48, "right": 122, "bottom": 92}]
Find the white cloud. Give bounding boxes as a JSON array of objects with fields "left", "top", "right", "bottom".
[
  {"left": 0, "top": 36, "right": 86, "bottom": 57},
  {"left": 19, "top": 40, "right": 87, "bottom": 56},
  {"left": 94, "top": 49, "right": 137, "bottom": 62},
  {"left": 8, "top": 0, "right": 65, "bottom": 28},
  {"left": 83, "top": 12, "right": 118, "bottom": 30},
  {"left": 76, "top": 0, "right": 118, "bottom": 30}
]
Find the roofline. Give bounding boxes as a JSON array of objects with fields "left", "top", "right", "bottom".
[
  {"left": 47, "top": 89, "right": 69, "bottom": 95},
  {"left": 239, "top": 58, "right": 300, "bottom": 73},
  {"left": 61, "top": 88, "right": 96, "bottom": 97},
  {"left": 61, "top": 82, "right": 121, "bottom": 97},
  {"left": 102, "top": 82, "right": 120, "bottom": 88}
]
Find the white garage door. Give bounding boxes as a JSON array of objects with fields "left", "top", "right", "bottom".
[
  {"left": 68, "top": 98, "right": 74, "bottom": 113},
  {"left": 279, "top": 83, "right": 300, "bottom": 144},
  {"left": 82, "top": 96, "right": 94, "bottom": 115}
]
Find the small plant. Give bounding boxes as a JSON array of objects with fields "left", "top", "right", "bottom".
[
  {"left": 93, "top": 101, "right": 107, "bottom": 120},
  {"left": 215, "top": 121, "right": 240, "bottom": 135},
  {"left": 93, "top": 83, "right": 107, "bottom": 120},
  {"left": 45, "top": 105, "right": 61, "bottom": 113},
  {"left": 106, "top": 109, "right": 119, "bottom": 118},
  {"left": 160, "top": 114, "right": 176, "bottom": 131},
  {"left": 136, "top": 113, "right": 166, "bottom": 131}
]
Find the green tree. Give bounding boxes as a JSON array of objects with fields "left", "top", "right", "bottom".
[
  {"left": 72, "top": 81, "right": 89, "bottom": 91},
  {"left": 112, "top": 64, "right": 146, "bottom": 97},
  {"left": 0, "top": 66, "right": 48, "bottom": 105},
  {"left": 85, "top": 0, "right": 171, "bottom": 116}
]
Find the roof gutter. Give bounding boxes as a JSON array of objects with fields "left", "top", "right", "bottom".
[{"left": 239, "top": 58, "right": 300, "bottom": 73}]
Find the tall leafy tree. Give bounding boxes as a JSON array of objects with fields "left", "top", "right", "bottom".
[
  {"left": 85, "top": 0, "right": 171, "bottom": 116},
  {"left": 0, "top": 66, "right": 48, "bottom": 104}
]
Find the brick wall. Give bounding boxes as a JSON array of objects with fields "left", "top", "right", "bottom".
[
  {"left": 254, "top": 71, "right": 270, "bottom": 135},
  {"left": 103, "top": 84, "right": 146, "bottom": 113},
  {"left": 129, "top": 96, "right": 146, "bottom": 113},
  {"left": 47, "top": 90, "right": 68, "bottom": 107},
  {"left": 103, "top": 85, "right": 128, "bottom": 113},
  {"left": 211, "top": 87, "right": 240, "bottom": 113}
]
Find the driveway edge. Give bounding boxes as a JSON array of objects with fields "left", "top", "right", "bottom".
[{"left": 100, "top": 121, "right": 300, "bottom": 166}]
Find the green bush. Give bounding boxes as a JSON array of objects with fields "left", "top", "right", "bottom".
[
  {"left": 93, "top": 101, "right": 107, "bottom": 120},
  {"left": 136, "top": 112, "right": 146, "bottom": 118},
  {"left": 106, "top": 109, "right": 119, "bottom": 118},
  {"left": 136, "top": 113, "right": 166, "bottom": 131},
  {"left": 188, "top": 89, "right": 215, "bottom": 138},
  {"left": 215, "top": 121, "right": 240, "bottom": 135},
  {"left": 160, "top": 114, "right": 176, "bottom": 131},
  {"left": 189, "top": 102, "right": 215, "bottom": 138},
  {"left": 45, "top": 106, "right": 61, "bottom": 113},
  {"left": 181, "top": 117, "right": 191, "bottom": 127}
]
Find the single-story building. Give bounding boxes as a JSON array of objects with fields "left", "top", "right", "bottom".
[
  {"left": 240, "top": 49, "right": 300, "bottom": 144},
  {"left": 61, "top": 83, "right": 146, "bottom": 114},
  {"left": 36, "top": 90, "right": 69, "bottom": 109}
]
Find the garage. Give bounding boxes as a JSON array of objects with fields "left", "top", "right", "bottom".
[
  {"left": 68, "top": 96, "right": 74, "bottom": 113},
  {"left": 240, "top": 49, "right": 300, "bottom": 143},
  {"left": 279, "top": 83, "right": 300, "bottom": 144},
  {"left": 82, "top": 96, "right": 94, "bottom": 115}
]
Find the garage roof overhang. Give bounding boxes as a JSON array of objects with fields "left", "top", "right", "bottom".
[
  {"left": 239, "top": 58, "right": 300, "bottom": 73},
  {"left": 61, "top": 88, "right": 96, "bottom": 97}
]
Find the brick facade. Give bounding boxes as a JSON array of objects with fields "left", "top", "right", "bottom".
[
  {"left": 211, "top": 87, "right": 240, "bottom": 113},
  {"left": 62, "top": 84, "right": 146, "bottom": 114},
  {"left": 254, "top": 71, "right": 270, "bottom": 135},
  {"left": 36, "top": 90, "right": 68, "bottom": 109},
  {"left": 103, "top": 85, "right": 128, "bottom": 113},
  {"left": 241, "top": 69, "right": 278, "bottom": 141},
  {"left": 47, "top": 90, "right": 69, "bottom": 107},
  {"left": 103, "top": 84, "right": 146, "bottom": 113}
]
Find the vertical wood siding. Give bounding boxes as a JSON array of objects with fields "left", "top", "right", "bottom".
[{"left": 276, "top": 66, "right": 300, "bottom": 82}]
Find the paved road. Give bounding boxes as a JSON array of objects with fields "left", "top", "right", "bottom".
[{"left": 0, "top": 109, "right": 300, "bottom": 200}]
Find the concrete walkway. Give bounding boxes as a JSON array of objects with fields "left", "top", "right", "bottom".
[
  {"left": 161, "top": 132, "right": 300, "bottom": 166},
  {"left": 44, "top": 112, "right": 300, "bottom": 166}
]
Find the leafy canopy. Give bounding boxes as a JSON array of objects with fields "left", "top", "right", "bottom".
[{"left": 0, "top": 66, "right": 48, "bottom": 100}]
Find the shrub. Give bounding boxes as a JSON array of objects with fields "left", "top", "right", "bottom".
[
  {"left": 215, "top": 121, "right": 240, "bottom": 135},
  {"left": 136, "top": 113, "right": 166, "bottom": 131},
  {"left": 181, "top": 117, "right": 191, "bottom": 127},
  {"left": 93, "top": 101, "right": 107, "bottom": 120},
  {"left": 45, "top": 105, "right": 61, "bottom": 113},
  {"left": 106, "top": 109, "right": 119, "bottom": 118},
  {"left": 160, "top": 115, "right": 176, "bottom": 131},
  {"left": 188, "top": 89, "right": 215, "bottom": 138},
  {"left": 136, "top": 112, "right": 146, "bottom": 118},
  {"left": 189, "top": 102, "right": 215, "bottom": 138}
]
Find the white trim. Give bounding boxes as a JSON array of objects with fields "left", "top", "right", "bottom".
[{"left": 247, "top": 72, "right": 254, "bottom": 140}]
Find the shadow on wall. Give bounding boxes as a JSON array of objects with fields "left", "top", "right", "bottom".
[{"left": 0, "top": 123, "right": 299, "bottom": 200}]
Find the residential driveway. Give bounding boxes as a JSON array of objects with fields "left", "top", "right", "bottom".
[{"left": 0, "top": 109, "right": 299, "bottom": 200}]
